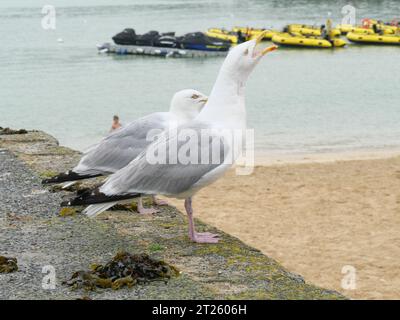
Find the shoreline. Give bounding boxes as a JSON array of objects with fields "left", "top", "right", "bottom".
[{"left": 253, "top": 147, "right": 400, "bottom": 166}]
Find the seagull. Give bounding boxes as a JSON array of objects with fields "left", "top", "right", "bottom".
[
  {"left": 62, "top": 33, "right": 278, "bottom": 243},
  {"left": 44, "top": 89, "right": 207, "bottom": 214}
]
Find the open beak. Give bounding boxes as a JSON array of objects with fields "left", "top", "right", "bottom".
[
  {"left": 253, "top": 31, "right": 278, "bottom": 56},
  {"left": 255, "top": 30, "right": 268, "bottom": 44}
]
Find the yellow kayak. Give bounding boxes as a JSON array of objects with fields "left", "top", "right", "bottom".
[
  {"left": 347, "top": 32, "right": 400, "bottom": 44},
  {"left": 206, "top": 29, "right": 238, "bottom": 43},
  {"left": 272, "top": 33, "right": 346, "bottom": 48},
  {"left": 232, "top": 27, "right": 278, "bottom": 40}
]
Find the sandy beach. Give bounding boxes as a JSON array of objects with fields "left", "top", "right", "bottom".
[{"left": 167, "top": 150, "right": 400, "bottom": 299}]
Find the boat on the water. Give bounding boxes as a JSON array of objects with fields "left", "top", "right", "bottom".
[
  {"left": 272, "top": 33, "right": 346, "bottom": 48},
  {"left": 232, "top": 27, "right": 278, "bottom": 40},
  {"left": 206, "top": 28, "right": 239, "bottom": 43},
  {"left": 112, "top": 29, "right": 231, "bottom": 52},
  {"left": 179, "top": 32, "right": 231, "bottom": 51},
  {"left": 206, "top": 27, "right": 278, "bottom": 43},
  {"left": 336, "top": 24, "right": 375, "bottom": 35},
  {"left": 285, "top": 24, "right": 322, "bottom": 36},
  {"left": 285, "top": 24, "right": 341, "bottom": 37},
  {"left": 273, "top": 20, "right": 346, "bottom": 48},
  {"left": 347, "top": 32, "right": 400, "bottom": 45},
  {"left": 337, "top": 19, "right": 399, "bottom": 35}
]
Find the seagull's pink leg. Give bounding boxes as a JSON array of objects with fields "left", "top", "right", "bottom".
[
  {"left": 152, "top": 195, "right": 168, "bottom": 206},
  {"left": 184, "top": 197, "right": 219, "bottom": 243},
  {"left": 137, "top": 197, "right": 159, "bottom": 215}
]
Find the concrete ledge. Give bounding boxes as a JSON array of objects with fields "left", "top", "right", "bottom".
[{"left": 0, "top": 130, "right": 346, "bottom": 299}]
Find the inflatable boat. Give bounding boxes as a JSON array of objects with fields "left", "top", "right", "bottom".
[
  {"left": 206, "top": 28, "right": 239, "bottom": 43},
  {"left": 232, "top": 27, "right": 278, "bottom": 40},
  {"left": 272, "top": 33, "right": 346, "bottom": 48},
  {"left": 286, "top": 24, "right": 322, "bottom": 36},
  {"left": 336, "top": 19, "right": 398, "bottom": 35},
  {"left": 347, "top": 32, "right": 400, "bottom": 45},
  {"left": 286, "top": 25, "right": 341, "bottom": 40}
]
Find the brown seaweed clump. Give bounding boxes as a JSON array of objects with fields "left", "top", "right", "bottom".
[
  {"left": 0, "top": 256, "right": 18, "bottom": 273},
  {"left": 63, "top": 252, "right": 179, "bottom": 291}
]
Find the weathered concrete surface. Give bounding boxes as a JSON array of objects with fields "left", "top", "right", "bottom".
[{"left": 0, "top": 130, "right": 346, "bottom": 300}]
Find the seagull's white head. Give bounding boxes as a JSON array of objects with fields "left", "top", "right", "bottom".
[
  {"left": 220, "top": 32, "right": 278, "bottom": 83},
  {"left": 169, "top": 89, "right": 208, "bottom": 121}
]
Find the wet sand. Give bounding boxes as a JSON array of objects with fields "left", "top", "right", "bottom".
[{"left": 167, "top": 150, "right": 400, "bottom": 299}]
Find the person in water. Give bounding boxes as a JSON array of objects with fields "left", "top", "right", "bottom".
[{"left": 110, "top": 115, "right": 122, "bottom": 132}]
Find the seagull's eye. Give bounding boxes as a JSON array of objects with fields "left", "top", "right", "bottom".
[
  {"left": 191, "top": 94, "right": 199, "bottom": 99},
  {"left": 243, "top": 48, "right": 249, "bottom": 55}
]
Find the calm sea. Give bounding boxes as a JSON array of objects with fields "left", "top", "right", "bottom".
[{"left": 1, "top": 0, "right": 399, "bottom": 156}]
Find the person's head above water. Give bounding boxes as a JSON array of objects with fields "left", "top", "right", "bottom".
[
  {"left": 169, "top": 89, "right": 208, "bottom": 122},
  {"left": 110, "top": 114, "right": 122, "bottom": 132}
]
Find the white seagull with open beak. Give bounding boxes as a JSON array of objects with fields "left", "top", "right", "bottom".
[{"left": 63, "top": 32, "right": 278, "bottom": 243}]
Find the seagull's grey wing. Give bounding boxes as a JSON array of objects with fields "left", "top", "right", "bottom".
[
  {"left": 73, "top": 112, "right": 171, "bottom": 175},
  {"left": 100, "top": 120, "right": 231, "bottom": 196}
]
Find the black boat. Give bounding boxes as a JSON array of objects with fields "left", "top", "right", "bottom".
[
  {"left": 111, "top": 29, "right": 231, "bottom": 52},
  {"left": 180, "top": 32, "right": 231, "bottom": 51},
  {"left": 112, "top": 28, "right": 137, "bottom": 45},
  {"left": 135, "top": 30, "right": 160, "bottom": 46}
]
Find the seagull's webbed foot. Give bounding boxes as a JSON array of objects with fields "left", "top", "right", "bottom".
[
  {"left": 137, "top": 197, "right": 159, "bottom": 215},
  {"left": 191, "top": 232, "right": 220, "bottom": 244},
  {"left": 152, "top": 195, "right": 168, "bottom": 206},
  {"left": 138, "top": 207, "right": 159, "bottom": 215},
  {"left": 184, "top": 197, "right": 220, "bottom": 244}
]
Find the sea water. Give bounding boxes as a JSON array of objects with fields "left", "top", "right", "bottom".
[{"left": 0, "top": 0, "right": 399, "bottom": 157}]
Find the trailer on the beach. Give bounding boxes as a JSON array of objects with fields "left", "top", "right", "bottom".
[{"left": 97, "top": 43, "right": 229, "bottom": 58}]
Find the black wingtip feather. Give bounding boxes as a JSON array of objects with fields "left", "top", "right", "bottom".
[
  {"left": 42, "top": 170, "right": 103, "bottom": 185},
  {"left": 61, "top": 187, "right": 140, "bottom": 207}
]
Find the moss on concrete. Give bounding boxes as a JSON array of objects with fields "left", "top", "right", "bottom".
[{"left": 59, "top": 208, "right": 77, "bottom": 217}]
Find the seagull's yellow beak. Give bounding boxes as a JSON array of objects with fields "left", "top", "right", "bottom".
[
  {"left": 199, "top": 98, "right": 208, "bottom": 103},
  {"left": 253, "top": 31, "right": 278, "bottom": 56},
  {"left": 261, "top": 44, "right": 278, "bottom": 55},
  {"left": 255, "top": 30, "right": 268, "bottom": 44}
]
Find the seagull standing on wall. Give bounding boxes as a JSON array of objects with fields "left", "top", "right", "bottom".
[{"left": 62, "top": 33, "right": 278, "bottom": 243}]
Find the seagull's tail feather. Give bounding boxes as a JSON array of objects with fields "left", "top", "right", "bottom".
[
  {"left": 60, "top": 186, "right": 140, "bottom": 207},
  {"left": 83, "top": 202, "right": 118, "bottom": 218},
  {"left": 42, "top": 170, "right": 103, "bottom": 185}
]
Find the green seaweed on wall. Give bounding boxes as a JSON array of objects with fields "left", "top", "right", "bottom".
[{"left": 59, "top": 208, "right": 77, "bottom": 217}]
